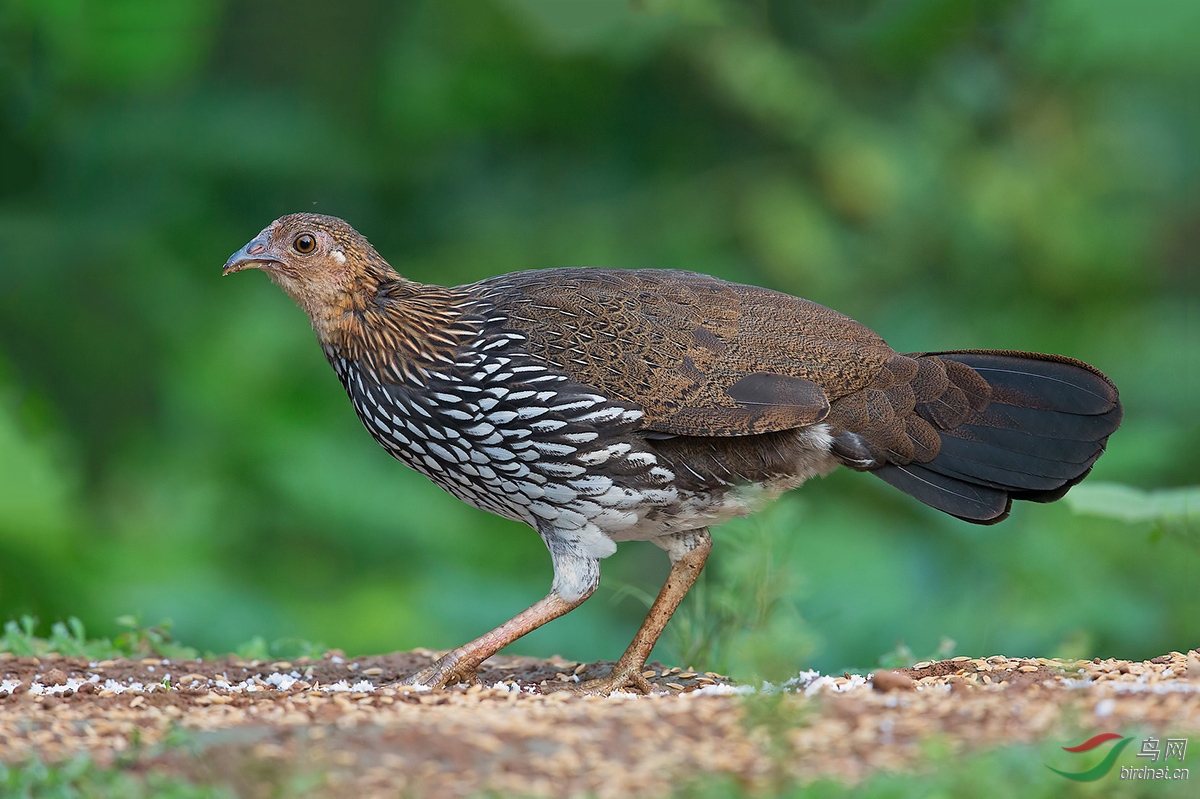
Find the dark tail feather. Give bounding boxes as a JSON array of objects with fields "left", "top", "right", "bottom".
[{"left": 871, "top": 351, "right": 1122, "bottom": 524}]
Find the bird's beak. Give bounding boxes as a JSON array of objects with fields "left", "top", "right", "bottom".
[{"left": 222, "top": 238, "right": 283, "bottom": 276}]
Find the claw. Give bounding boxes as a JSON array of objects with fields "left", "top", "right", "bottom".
[
  {"left": 576, "top": 662, "right": 659, "bottom": 696},
  {"left": 404, "top": 651, "right": 480, "bottom": 689}
]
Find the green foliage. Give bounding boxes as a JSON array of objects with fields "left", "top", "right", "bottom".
[
  {"left": 673, "top": 741, "right": 1199, "bottom": 798},
  {"left": 875, "top": 638, "right": 957, "bottom": 672},
  {"left": 0, "top": 756, "right": 232, "bottom": 799},
  {"left": 0, "top": 0, "right": 1197, "bottom": 676},
  {"left": 5, "top": 735, "right": 1192, "bottom": 799},
  {"left": 109, "top": 616, "right": 200, "bottom": 661},
  {"left": 231, "top": 635, "right": 326, "bottom": 662},
  {"left": 7, "top": 734, "right": 1190, "bottom": 796},
  {"left": 1066, "top": 482, "right": 1199, "bottom": 546},
  {"left": 1, "top": 617, "right": 97, "bottom": 659},
  {"left": 0, "top": 615, "right": 336, "bottom": 664},
  {"left": 0, "top": 615, "right": 197, "bottom": 661},
  {"left": 0, "top": 722, "right": 323, "bottom": 798}
]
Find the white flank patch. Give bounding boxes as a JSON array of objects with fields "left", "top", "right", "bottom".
[
  {"left": 542, "top": 483, "right": 577, "bottom": 503},
  {"left": 531, "top": 441, "right": 576, "bottom": 457},
  {"left": 463, "top": 422, "right": 495, "bottom": 437},
  {"left": 576, "top": 406, "right": 625, "bottom": 424},
  {"left": 481, "top": 446, "right": 516, "bottom": 462},
  {"left": 425, "top": 442, "right": 455, "bottom": 463},
  {"left": 569, "top": 475, "right": 613, "bottom": 495},
  {"left": 552, "top": 399, "right": 598, "bottom": 413},
  {"left": 577, "top": 443, "right": 631, "bottom": 466},
  {"left": 538, "top": 462, "right": 585, "bottom": 478}
]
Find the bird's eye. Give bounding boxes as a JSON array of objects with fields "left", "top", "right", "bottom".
[{"left": 294, "top": 233, "right": 317, "bottom": 254}]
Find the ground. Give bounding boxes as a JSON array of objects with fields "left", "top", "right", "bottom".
[{"left": 2, "top": 649, "right": 1198, "bottom": 797}]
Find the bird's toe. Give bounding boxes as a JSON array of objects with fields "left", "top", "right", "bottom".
[
  {"left": 403, "top": 652, "right": 481, "bottom": 690},
  {"left": 575, "top": 663, "right": 659, "bottom": 696}
]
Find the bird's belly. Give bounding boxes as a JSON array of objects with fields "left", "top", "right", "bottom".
[
  {"left": 419, "top": 458, "right": 804, "bottom": 549},
  {"left": 439, "top": 429, "right": 835, "bottom": 547},
  {"left": 367, "top": 411, "right": 838, "bottom": 556},
  {"left": 604, "top": 480, "right": 794, "bottom": 543},
  {"left": 604, "top": 423, "right": 841, "bottom": 542},
  {"left": 374, "top": 434, "right": 809, "bottom": 553}
]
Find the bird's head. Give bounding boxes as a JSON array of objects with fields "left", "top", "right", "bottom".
[{"left": 223, "top": 213, "right": 397, "bottom": 325}]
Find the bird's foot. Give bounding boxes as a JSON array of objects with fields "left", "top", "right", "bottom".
[
  {"left": 403, "top": 650, "right": 481, "bottom": 689},
  {"left": 575, "top": 661, "right": 657, "bottom": 696}
]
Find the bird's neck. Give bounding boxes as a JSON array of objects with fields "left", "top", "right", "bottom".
[{"left": 315, "top": 276, "right": 481, "bottom": 385}]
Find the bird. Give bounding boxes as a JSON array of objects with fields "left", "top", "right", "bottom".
[{"left": 223, "top": 213, "right": 1122, "bottom": 694}]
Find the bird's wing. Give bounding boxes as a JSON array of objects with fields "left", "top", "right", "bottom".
[{"left": 473, "top": 268, "right": 898, "bottom": 436}]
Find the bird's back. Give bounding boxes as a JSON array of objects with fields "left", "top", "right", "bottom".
[{"left": 473, "top": 267, "right": 895, "bottom": 434}]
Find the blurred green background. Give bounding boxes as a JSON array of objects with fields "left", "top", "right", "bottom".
[{"left": 0, "top": 0, "right": 1196, "bottom": 677}]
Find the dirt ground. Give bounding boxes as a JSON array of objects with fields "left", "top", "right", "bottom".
[{"left": 2, "top": 648, "right": 1198, "bottom": 797}]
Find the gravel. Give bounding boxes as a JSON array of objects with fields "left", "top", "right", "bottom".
[{"left": 2, "top": 648, "right": 1198, "bottom": 797}]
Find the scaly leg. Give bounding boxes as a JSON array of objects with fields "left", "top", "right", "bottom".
[
  {"left": 405, "top": 592, "right": 587, "bottom": 688},
  {"left": 580, "top": 528, "right": 712, "bottom": 695},
  {"left": 405, "top": 539, "right": 600, "bottom": 688}
]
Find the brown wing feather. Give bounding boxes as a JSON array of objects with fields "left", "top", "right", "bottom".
[{"left": 473, "top": 268, "right": 896, "bottom": 436}]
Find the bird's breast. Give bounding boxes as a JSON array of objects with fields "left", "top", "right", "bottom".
[{"left": 326, "top": 334, "right": 676, "bottom": 552}]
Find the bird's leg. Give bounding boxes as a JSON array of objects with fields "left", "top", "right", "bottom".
[
  {"left": 580, "top": 528, "right": 712, "bottom": 695},
  {"left": 405, "top": 592, "right": 586, "bottom": 688},
  {"left": 405, "top": 542, "right": 600, "bottom": 689}
]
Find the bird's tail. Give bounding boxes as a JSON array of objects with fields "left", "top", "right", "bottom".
[{"left": 867, "top": 350, "right": 1122, "bottom": 524}]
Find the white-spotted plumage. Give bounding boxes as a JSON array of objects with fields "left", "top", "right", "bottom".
[{"left": 329, "top": 306, "right": 838, "bottom": 562}]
